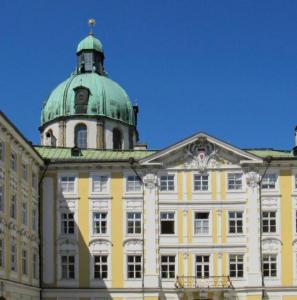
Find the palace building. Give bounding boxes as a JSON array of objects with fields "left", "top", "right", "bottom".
[{"left": 1, "top": 25, "right": 297, "bottom": 300}]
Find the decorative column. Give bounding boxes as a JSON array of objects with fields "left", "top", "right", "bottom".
[
  {"left": 96, "top": 119, "right": 105, "bottom": 149},
  {"left": 245, "top": 169, "right": 262, "bottom": 286},
  {"left": 143, "top": 173, "right": 159, "bottom": 288}
]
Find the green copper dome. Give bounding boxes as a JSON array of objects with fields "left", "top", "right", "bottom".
[
  {"left": 77, "top": 35, "right": 103, "bottom": 53},
  {"left": 41, "top": 35, "right": 136, "bottom": 128},
  {"left": 41, "top": 72, "right": 135, "bottom": 126}
]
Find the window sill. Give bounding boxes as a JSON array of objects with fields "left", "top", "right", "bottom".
[
  {"left": 160, "top": 234, "right": 178, "bottom": 237},
  {"left": 226, "top": 190, "right": 245, "bottom": 194},
  {"left": 89, "top": 193, "right": 112, "bottom": 199}
]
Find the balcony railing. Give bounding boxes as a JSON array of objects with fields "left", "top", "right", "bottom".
[{"left": 175, "top": 276, "right": 234, "bottom": 289}]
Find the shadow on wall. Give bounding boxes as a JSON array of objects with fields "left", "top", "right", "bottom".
[{"left": 41, "top": 172, "right": 112, "bottom": 300}]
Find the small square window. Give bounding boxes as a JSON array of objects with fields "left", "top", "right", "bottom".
[
  {"left": 194, "top": 212, "right": 209, "bottom": 234},
  {"left": 228, "top": 173, "right": 242, "bottom": 190},
  {"left": 194, "top": 174, "right": 209, "bottom": 191},
  {"left": 160, "top": 212, "right": 175, "bottom": 234},
  {"left": 160, "top": 175, "right": 175, "bottom": 191},
  {"left": 60, "top": 176, "right": 75, "bottom": 193},
  {"left": 92, "top": 175, "right": 108, "bottom": 193},
  {"left": 261, "top": 174, "right": 277, "bottom": 189},
  {"left": 126, "top": 175, "right": 141, "bottom": 192}
]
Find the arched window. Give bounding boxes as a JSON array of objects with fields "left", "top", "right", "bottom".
[
  {"left": 45, "top": 129, "right": 56, "bottom": 147},
  {"left": 113, "top": 128, "right": 122, "bottom": 150},
  {"left": 75, "top": 124, "right": 87, "bottom": 149}
]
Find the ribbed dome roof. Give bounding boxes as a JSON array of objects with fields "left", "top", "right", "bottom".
[
  {"left": 41, "top": 72, "right": 135, "bottom": 126},
  {"left": 77, "top": 35, "right": 103, "bottom": 53}
]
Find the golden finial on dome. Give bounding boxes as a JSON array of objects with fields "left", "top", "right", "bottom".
[{"left": 88, "top": 18, "right": 96, "bottom": 35}]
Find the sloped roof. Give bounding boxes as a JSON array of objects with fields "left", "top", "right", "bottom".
[
  {"left": 34, "top": 146, "right": 156, "bottom": 162},
  {"left": 246, "top": 149, "right": 294, "bottom": 159}
]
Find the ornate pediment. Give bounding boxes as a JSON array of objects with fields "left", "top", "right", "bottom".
[{"left": 140, "top": 132, "right": 262, "bottom": 169}]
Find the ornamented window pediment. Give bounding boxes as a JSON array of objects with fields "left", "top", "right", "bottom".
[
  {"left": 262, "top": 237, "right": 282, "bottom": 251},
  {"left": 89, "top": 238, "right": 112, "bottom": 252},
  {"left": 123, "top": 238, "right": 143, "bottom": 252}
]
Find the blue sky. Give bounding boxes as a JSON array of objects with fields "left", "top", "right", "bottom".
[{"left": 1, "top": 0, "right": 297, "bottom": 150}]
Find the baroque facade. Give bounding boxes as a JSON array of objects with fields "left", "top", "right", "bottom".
[{"left": 1, "top": 29, "right": 297, "bottom": 300}]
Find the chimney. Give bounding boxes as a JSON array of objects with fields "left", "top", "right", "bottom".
[
  {"left": 134, "top": 143, "right": 147, "bottom": 150},
  {"left": 293, "top": 126, "right": 297, "bottom": 156}
]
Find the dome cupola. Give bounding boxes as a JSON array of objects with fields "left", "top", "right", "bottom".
[{"left": 40, "top": 19, "right": 139, "bottom": 150}]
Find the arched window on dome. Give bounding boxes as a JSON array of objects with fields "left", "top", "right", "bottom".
[
  {"left": 113, "top": 128, "right": 122, "bottom": 150},
  {"left": 45, "top": 129, "right": 57, "bottom": 147},
  {"left": 75, "top": 124, "right": 88, "bottom": 149},
  {"left": 74, "top": 87, "right": 90, "bottom": 114}
]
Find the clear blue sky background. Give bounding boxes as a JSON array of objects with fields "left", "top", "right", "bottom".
[{"left": 1, "top": 0, "right": 297, "bottom": 150}]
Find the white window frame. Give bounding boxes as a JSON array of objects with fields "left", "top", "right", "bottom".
[
  {"left": 227, "top": 172, "right": 243, "bottom": 191},
  {"left": 61, "top": 255, "right": 76, "bottom": 280},
  {"left": 59, "top": 175, "right": 77, "bottom": 194},
  {"left": 229, "top": 254, "right": 244, "bottom": 279},
  {"left": 263, "top": 254, "right": 277, "bottom": 278},
  {"left": 193, "top": 173, "right": 209, "bottom": 192},
  {"left": 10, "top": 194, "right": 16, "bottom": 219},
  {"left": 126, "top": 255, "right": 142, "bottom": 279},
  {"left": 228, "top": 211, "right": 243, "bottom": 234},
  {"left": 126, "top": 212, "right": 142, "bottom": 235},
  {"left": 91, "top": 174, "right": 110, "bottom": 194},
  {"left": 92, "top": 212, "right": 108, "bottom": 235},
  {"left": 10, "top": 242, "right": 17, "bottom": 272},
  {"left": 33, "top": 250, "right": 38, "bottom": 279},
  {"left": 160, "top": 211, "right": 176, "bottom": 235},
  {"left": 261, "top": 173, "right": 277, "bottom": 190},
  {"left": 159, "top": 173, "right": 176, "bottom": 193},
  {"left": 61, "top": 212, "right": 75, "bottom": 235},
  {"left": 126, "top": 175, "right": 142, "bottom": 193},
  {"left": 262, "top": 210, "right": 277, "bottom": 234},
  {"left": 22, "top": 247, "right": 28, "bottom": 276},
  {"left": 160, "top": 255, "right": 176, "bottom": 279},
  {"left": 193, "top": 211, "right": 211, "bottom": 235},
  {"left": 21, "top": 202, "right": 28, "bottom": 226},
  {"left": 93, "top": 254, "right": 108, "bottom": 279},
  {"left": 11, "top": 151, "right": 17, "bottom": 172},
  {"left": 195, "top": 255, "right": 210, "bottom": 278}
]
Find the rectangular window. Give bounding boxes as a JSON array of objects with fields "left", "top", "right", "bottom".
[
  {"left": 10, "top": 194, "right": 16, "bottom": 219},
  {"left": 92, "top": 175, "right": 108, "bottom": 193},
  {"left": 262, "top": 211, "right": 276, "bottom": 233},
  {"left": 32, "top": 208, "right": 37, "bottom": 231},
  {"left": 161, "top": 255, "right": 175, "bottom": 279},
  {"left": 261, "top": 174, "right": 277, "bottom": 189},
  {"left": 196, "top": 255, "right": 210, "bottom": 278},
  {"left": 61, "top": 212, "right": 75, "bottom": 235},
  {"left": 22, "top": 163, "right": 28, "bottom": 181},
  {"left": 194, "top": 212, "right": 209, "bottom": 234},
  {"left": 160, "top": 175, "right": 175, "bottom": 191},
  {"left": 93, "top": 212, "right": 107, "bottom": 234},
  {"left": 160, "top": 212, "right": 175, "bottom": 234},
  {"left": 33, "top": 251, "right": 38, "bottom": 279},
  {"left": 229, "top": 211, "right": 243, "bottom": 234},
  {"left": 194, "top": 174, "right": 209, "bottom": 191},
  {"left": 32, "top": 172, "right": 38, "bottom": 189},
  {"left": 94, "top": 255, "right": 108, "bottom": 279},
  {"left": 0, "top": 142, "right": 4, "bottom": 162},
  {"left": 11, "top": 151, "right": 17, "bottom": 172},
  {"left": 22, "top": 248, "right": 28, "bottom": 275},
  {"left": 263, "top": 254, "right": 277, "bottom": 277},
  {"left": 11, "top": 243, "right": 17, "bottom": 272},
  {"left": 60, "top": 176, "right": 75, "bottom": 193},
  {"left": 126, "top": 175, "right": 141, "bottom": 192},
  {"left": 0, "top": 239, "right": 4, "bottom": 268},
  {"left": 229, "top": 254, "right": 244, "bottom": 278},
  {"left": 228, "top": 173, "right": 242, "bottom": 190},
  {"left": 21, "top": 202, "right": 28, "bottom": 226},
  {"left": 127, "top": 212, "right": 142, "bottom": 234},
  {"left": 127, "top": 255, "right": 142, "bottom": 279},
  {"left": 61, "top": 255, "right": 75, "bottom": 279},
  {"left": 0, "top": 185, "right": 4, "bottom": 212},
  {"left": 295, "top": 175, "right": 297, "bottom": 190}
]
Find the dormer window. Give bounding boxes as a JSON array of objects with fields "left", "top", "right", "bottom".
[{"left": 74, "top": 87, "right": 90, "bottom": 114}]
